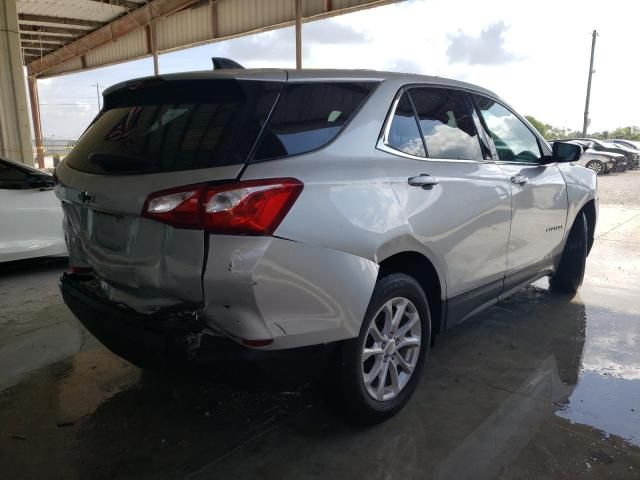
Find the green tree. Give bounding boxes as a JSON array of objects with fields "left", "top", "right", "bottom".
[
  {"left": 525, "top": 115, "right": 548, "bottom": 138},
  {"left": 525, "top": 115, "right": 639, "bottom": 141},
  {"left": 609, "top": 126, "right": 640, "bottom": 140}
]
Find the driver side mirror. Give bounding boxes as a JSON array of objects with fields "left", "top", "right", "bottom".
[{"left": 551, "top": 142, "right": 582, "bottom": 163}]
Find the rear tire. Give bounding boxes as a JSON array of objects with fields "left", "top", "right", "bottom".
[
  {"left": 585, "top": 160, "right": 605, "bottom": 175},
  {"left": 550, "top": 212, "right": 588, "bottom": 294},
  {"left": 339, "top": 273, "right": 431, "bottom": 425}
]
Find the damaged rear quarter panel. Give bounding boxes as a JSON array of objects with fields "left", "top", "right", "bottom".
[{"left": 202, "top": 236, "right": 378, "bottom": 349}]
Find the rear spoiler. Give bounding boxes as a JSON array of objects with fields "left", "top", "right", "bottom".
[{"left": 212, "top": 57, "right": 245, "bottom": 70}]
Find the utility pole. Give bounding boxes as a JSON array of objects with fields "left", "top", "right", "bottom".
[
  {"left": 582, "top": 30, "right": 598, "bottom": 136},
  {"left": 91, "top": 83, "right": 103, "bottom": 111}
]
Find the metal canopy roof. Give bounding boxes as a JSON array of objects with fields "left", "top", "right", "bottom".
[{"left": 17, "top": 0, "right": 403, "bottom": 79}]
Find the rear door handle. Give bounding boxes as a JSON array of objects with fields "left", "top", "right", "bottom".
[
  {"left": 511, "top": 174, "right": 528, "bottom": 185},
  {"left": 408, "top": 174, "right": 439, "bottom": 188}
]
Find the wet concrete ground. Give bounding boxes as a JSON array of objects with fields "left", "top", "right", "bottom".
[{"left": 1, "top": 172, "right": 639, "bottom": 479}]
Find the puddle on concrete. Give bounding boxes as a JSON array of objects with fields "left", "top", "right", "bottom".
[{"left": 555, "top": 303, "right": 640, "bottom": 447}]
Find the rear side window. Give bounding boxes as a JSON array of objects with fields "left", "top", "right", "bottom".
[
  {"left": 387, "top": 92, "right": 426, "bottom": 157},
  {"left": 64, "top": 80, "right": 282, "bottom": 175},
  {"left": 409, "top": 88, "right": 483, "bottom": 160},
  {"left": 253, "top": 82, "right": 378, "bottom": 161}
]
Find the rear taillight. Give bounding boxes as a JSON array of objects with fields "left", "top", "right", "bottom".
[
  {"left": 142, "top": 178, "right": 303, "bottom": 235},
  {"left": 142, "top": 184, "right": 204, "bottom": 229}
]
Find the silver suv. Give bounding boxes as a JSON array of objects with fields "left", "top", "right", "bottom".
[{"left": 56, "top": 69, "right": 597, "bottom": 423}]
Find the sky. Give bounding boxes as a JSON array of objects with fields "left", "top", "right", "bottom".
[{"left": 35, "top": 0, "right": 640, "bottom": 140}]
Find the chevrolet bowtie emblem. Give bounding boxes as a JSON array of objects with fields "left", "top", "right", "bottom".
[{"left": 78, "top": 191, "right": 95, "bottom": 203}]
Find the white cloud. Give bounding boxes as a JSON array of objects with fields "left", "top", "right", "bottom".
[{"left": 446, "top": 22, "right": 519, "bottom": 65}]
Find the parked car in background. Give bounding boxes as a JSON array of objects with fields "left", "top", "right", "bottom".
[
  {"left": 567, "top": 138, "right": 637, "bottom": 171},
  {"left": 563, "top": 139, "right": 629, "bottom": 172},
  {"left": 610, "top": 138, "right": 640, "bottom": 149},
  {"left": 549, "top": 140, "right": 614, "bottom": 175},
  {"left": 610, "top": 139, "right": 640, "bottom": 168},
  {"left": 0, "top": 157, "right": 67, "bottom": 262},
  {"left": 55, "top": 69, "right": 597, "bottom": 423}
]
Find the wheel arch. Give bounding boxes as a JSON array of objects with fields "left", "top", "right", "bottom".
[
  {"left": 580, "top": 199, "right": 597, "bottom": 254},
  {"left": 377, "top": 251, "right": 445, "bottom": 337}
]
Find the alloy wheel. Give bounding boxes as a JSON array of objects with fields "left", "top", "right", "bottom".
[
  {"left": 361, "top": 297, "right": 422, "bottom": 401},
  {"left": 588, "top": 162, "right": 603, "bottom": 174}
]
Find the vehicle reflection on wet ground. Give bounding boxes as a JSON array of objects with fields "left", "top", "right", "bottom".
[{"left": 1, "top": 187, "right": 639, "bottom": 479}]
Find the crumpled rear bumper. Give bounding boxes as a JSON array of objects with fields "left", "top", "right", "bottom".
[
  {"left": 60, "top": 273, "right": 336, "bottom": 382},
  {"left": 60, "top": 273, "right": 204, "bottom": 366}
]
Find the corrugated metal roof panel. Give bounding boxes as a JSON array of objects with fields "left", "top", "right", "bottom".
[
  {"left": 218, "top": 0, "right": 294, "bottom": 37},
  {"left": 85, "top": 27, "right": 147, "bottom": 68},
  {"left": 43, "top": 56, "right": 83, "bottom": 76},
  {"left": 27, "top": 0, "right": 404, "bottom": 78},
  {"left": 157, "top": 2, "right": 211, "bottom": 51},
  {"left": 17, "top": 0, "right": 126, "bottom": 23}
]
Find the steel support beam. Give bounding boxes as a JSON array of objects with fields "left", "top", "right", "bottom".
[
  {"left": 146, "top": 23, "right": 159, "bottom": 75},
  {"left": 18, "top": 14, "right": 104, "bottom": 29},
  {"left": 27, "top": 78, "right": 44, "bottom": 168},
  {"left": 21, "top": 38, "right": 67, "bottom": 46},
  {"left": 0, "top": 0, "right": 33, "bottom": 164},
  {"left": 22, "top": 45, "right": 58, "bottom": 52},
  {"left": 20, "top": 32, "right": 71, "bottom": 43},
  {"left": 20, "top": 25, "right": 87, "bottom": 37},
  {"left": 295, "top": 0, "right": 302, "bottom": 69},
  {"left": 87, "top": 0, "right": 141, "bottom": 11}
]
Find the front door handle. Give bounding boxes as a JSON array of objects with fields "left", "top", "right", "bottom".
[
  {"left": 408, "top": 174, "right": 439, "bottom": 188},
  {"left": 511, "top": 174, "right": 528, "bottom": 185}
]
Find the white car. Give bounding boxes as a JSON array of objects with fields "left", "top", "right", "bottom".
[{"left": 0, "top": 157, "right": 67, "bottom": 262}]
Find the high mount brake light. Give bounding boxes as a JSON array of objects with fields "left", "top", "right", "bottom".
[{"left": 142, "top": 178, "right": 303, "bottom": 235}]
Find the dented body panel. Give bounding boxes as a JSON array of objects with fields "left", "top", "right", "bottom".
[{"left": 201, "top": 236, "right": 378, "bottom": 349}]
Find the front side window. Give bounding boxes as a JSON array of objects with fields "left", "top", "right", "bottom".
[
  {"left": 386, "top": 92, "right": 425, "bottom": 157},
  {"left": 409, "top": 88, "right": 483, "bottom": 160},
  {"left": 474, "top": 95, "right": 542, "bottom": 163},
  {"left": 253, "top": 81, "right": 378, "bottom": 161}
]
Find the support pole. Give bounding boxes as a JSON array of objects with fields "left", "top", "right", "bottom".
[
  {"left": 0, "top": 0, "right": 34, "bottom": 164},
  {"left": 151, "top": 23, "right": 159, "bottom": 76},
  {"left": 146, "top": 23, "right": 160, "bottom": 76},
  {"left": 27, "top": 77, "right": 45, "bottom": 169},
  {"left": 295, "top": 0, "right": 302, "bottom": 69},
  {"left": 582, "top": 30, "right": 597, "bottom": 137}
]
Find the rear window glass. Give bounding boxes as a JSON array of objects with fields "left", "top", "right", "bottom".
[
  {"left": 387, "top": 92, "right": 426, "bottom": 157},
  {"left": 64, "top": 79, "right": 282, "bottom": 175},
  {"left": 253, "top": 81, "right": 378, "bottom": 161},
  {"left": 409, "top": 87, "right": 483, "bottom": 161}
]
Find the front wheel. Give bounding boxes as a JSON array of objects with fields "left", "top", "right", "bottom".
[
  {"left": 339, "top": 273, "right": 431, "bottom": 424},
  {"left": 585, "top": 160, "right": 605, "bottom": 175},
  {"left": 550, "top": 212, "right": 588, "bottom": 294}
]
